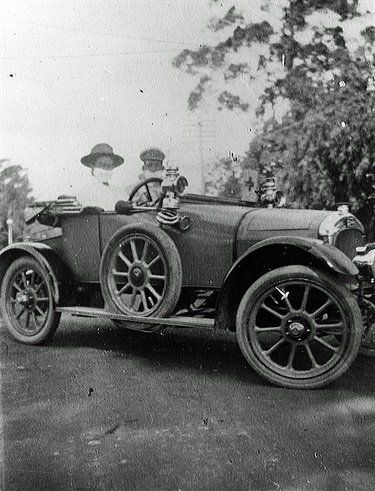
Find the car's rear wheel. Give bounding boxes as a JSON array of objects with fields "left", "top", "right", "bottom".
[
  {"left": 0, "top": 256, "right": 60, "bottom": 344},
  {"left": 236, "top": 265, "right": 362, "bottom": 389},
  {"left": 100, "top": 223, "right": 182, "bottom": 331}
]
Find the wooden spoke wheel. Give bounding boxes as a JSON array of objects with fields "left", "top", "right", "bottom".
[
  {"left": 0, "top": 256, "right": 60, "bottom": 344},
  {"left": 236, "top": 266, "right": 362, "bottom": 389},
  {"left": 100, "top": 223, "right": 182, "bottom": 330}
]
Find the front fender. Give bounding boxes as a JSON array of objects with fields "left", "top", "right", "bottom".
[
  {"left": 214, "top": 236, "right": 358, "bottom": 331},
  {"left": 235, "top": 236, "right": 358, "bottom": 277},
  {"left": 0, "top": 242, "right": 72, "bottom": 304}
]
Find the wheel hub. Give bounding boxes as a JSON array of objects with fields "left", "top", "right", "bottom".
[
  {"left": 16, "top": 290, "right": 35, "bottom": 309},
  {"left": 129, "top": 265, "right": 147, "bottom": 288},
  {"left": 285, "top": 318, "right": 311, "bottom": 341}
]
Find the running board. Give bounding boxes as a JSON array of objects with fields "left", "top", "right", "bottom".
[{"left": 56, "top": 306, "right": 215, "bottom": 329}]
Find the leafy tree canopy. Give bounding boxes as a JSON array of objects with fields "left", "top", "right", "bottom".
[
  {"left": 246, "top": 73, "right": 375, "bottom": 229},
  {"left": 173, "top": 0, "right": 367, "bottom": 111},
  {"left": 174, "top": 0, "right": 375, "bottom": 231},
  {"left": 0, "top": 159, "right": 34, "bottom": 248}
]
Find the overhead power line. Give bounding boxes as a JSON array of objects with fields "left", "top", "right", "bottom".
[
  {"left": 0, "top": 17, "right": 200, "bottom": 47},
  {"left": 0, "top": 48, "right": 183, "bottom": 60}
]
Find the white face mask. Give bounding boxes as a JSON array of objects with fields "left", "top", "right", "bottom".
[
  {"left": 143, "top": 170, "right": 163, "bottom": 180},
  {"left": 94, "top": 168, "right": 113, "bottom": 184}
]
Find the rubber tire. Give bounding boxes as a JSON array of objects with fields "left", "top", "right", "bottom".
[
  {"left": 99, "top": 223, "right": 182, "bottom": 331},
  {"left": 0, "top": 256, "right": 61, "bottom": 344},
  {"left": 236, "top": 265, "right": 362, "bottom": 389}
]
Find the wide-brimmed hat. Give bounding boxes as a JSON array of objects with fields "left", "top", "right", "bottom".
[{"left": 81, "top": 143, "right": 124, "bottom": 168}]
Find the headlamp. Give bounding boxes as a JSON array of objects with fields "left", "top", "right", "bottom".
[{"left": 175, "top": 176, "right": 189, "bottom": 196}]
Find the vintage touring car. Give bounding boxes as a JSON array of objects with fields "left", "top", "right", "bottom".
[{"left": 0, "top": 169, "right": 367, "bottom": 389}]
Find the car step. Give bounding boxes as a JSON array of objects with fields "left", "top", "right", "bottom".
[{"left": 56, "top": 306, "right": 215, "bottom": 329}]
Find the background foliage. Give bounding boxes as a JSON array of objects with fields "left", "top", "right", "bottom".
[
  {"left": 0, "top": 159, "right": 33, "bottom": 248},
  {"left": 174, "top": 0, "right": 375, "bottom": 232}
]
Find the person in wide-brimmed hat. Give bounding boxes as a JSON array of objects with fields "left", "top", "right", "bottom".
[
  {"left": 81, "top": 143, "right": 124, "bottom": 169},
  {"left": 77, "top": 143, "right": 127, "bottom": 210}
]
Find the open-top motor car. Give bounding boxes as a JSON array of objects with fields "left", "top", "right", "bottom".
[{"left": 0, "top": 169, "right": 366, "bottom": 388}]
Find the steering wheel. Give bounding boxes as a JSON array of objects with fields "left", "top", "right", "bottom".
[{"left": 128, "top": 177, "right": 163, "bottom": 207}]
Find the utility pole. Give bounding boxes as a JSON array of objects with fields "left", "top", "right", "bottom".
[
  {"left": 182, "top": 120, "right": 215, "bottom": 193},
  {"left": 197, "top": 122, "right": 204, "bottom": 193}
]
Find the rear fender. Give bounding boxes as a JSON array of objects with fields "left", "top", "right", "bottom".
[
  {"left": 215, "top": 236, "right": 359, "bottom": 331},
  {"left": 0, "top": 243, "right": 74, "bottom": 304}
]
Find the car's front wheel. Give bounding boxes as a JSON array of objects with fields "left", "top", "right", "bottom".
[
  {"left": 236, "top": 265, "right": 362, "bottom": 389},
  {"left": 0, "top": 256, "right": 61, "bottom": 344}
]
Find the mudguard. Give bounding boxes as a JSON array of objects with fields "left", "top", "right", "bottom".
[
  {"left": 215, "top": 236, "right": 358, "bottom": 331},
  {"left": 0, "top": 242, "right": 73, "bottom": 304},
  {"left": 234, "top": 236, "right": 359, "bottom": 277}
]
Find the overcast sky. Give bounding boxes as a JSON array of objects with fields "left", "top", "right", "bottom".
[{"left": 1, "top": 1, "right": 374, "bottom": 199}]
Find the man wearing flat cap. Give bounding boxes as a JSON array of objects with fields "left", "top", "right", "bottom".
[
  {"left": 130, "top": 147, "right": 166, "bottom": 205},
  {"left": 77, "top": 143, "right": 127, "bottom": 210},
  {"left": 139, "top": 147, "right": 165, "bottom": 180}
]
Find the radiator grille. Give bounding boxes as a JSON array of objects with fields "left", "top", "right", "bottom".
[{"left": 334, "top": 229, "right": 364, "bottom": 259}]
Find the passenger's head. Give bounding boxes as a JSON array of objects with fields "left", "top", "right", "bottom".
[
  {"left": 81, "top": 143, "right": 124, "bottom": 183},
  {"left": 139, "top": 148, "right": 165, "bottom": 180}
]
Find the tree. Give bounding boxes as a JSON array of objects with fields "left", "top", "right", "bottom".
[
  {"left": 244, "top": 3, "right": 375, "bottom": 231},
  {"left": 173, "top": 1, "right": 368, "bottom": 114},
  {"left": 204, "top": 155, "right": 243, "bottom": 197},
  {"left": 245, "top": 59, "right": 375, "bottom": 223},
  {"left": 0, "top": 159, "right": 34, "bottom": 248},
  {"left": 173, "top": 1, "right": 375, "bottom": 230}
]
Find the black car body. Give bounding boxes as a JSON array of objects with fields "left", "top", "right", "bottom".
[{"left": 0, "top": 174, "right": 366, "bottom": 388}]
